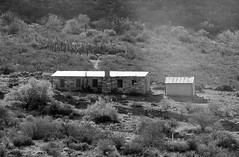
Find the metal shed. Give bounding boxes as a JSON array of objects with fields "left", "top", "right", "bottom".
[{"left": 165, "top": 77, "right": 195, "bottom": 97}]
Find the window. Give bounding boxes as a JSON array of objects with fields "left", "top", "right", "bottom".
[
  {"left": 60, "top": 79, "right": 65, "bottom": 87},
  {"left": 117, "top": 79, "right": 123, "bottom": 88},
  {"left": 76, "top": 79, "right": 81, "bottom": 87},
  {"left": 92, "top": 79, "right": 98, "bottom": 87},
  {"left": 132, "top": 79, "right": 137, "bottom": 85}
]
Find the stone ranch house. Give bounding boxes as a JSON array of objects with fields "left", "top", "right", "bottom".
[{"left": 51, "top": 71, "right": 150, "bottom": 94}]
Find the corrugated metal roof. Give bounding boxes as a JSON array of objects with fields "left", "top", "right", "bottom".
[
  {"left": 110, "top": 71, "right": 149, "bottom": 77},
  {"left": 51, "top": 71, "right": 105, "bottom": 77},
  {"left": 165, "top": 77, "right": 195, "bottom": 84}
]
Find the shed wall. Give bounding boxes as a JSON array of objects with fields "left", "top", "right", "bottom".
[{"left": 166, "top": 83, "right": 195, "bottom": 96}]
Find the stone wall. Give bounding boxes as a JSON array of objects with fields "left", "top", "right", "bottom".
[
  {"left": 110, "top": 76, "right": 150, "bottom": 94},
  {"left": 52, "top": 77, "right": 103, "bottom": 92},
  {"left": 52, "top": 74, "right": 150, "bottom": 95}
]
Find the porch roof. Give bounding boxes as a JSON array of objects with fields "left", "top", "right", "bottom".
[
  {"left": 51, "top": 71, "right": 105, "bottom": 77},
  {"left": 110, "top": 71, "right": 149, "bottom": 77}
]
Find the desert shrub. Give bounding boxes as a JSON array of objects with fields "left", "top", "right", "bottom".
[
  {"left": 0, "top": 12, "right": 27, "bottom": 35},
  {"left": 196, "top": 84, "right": 204, "bottom": 92},
  {"left": 120, "top": 33, "right": 136, "bottom": 43},
  {"left": 189, "top": 108, "right": 216, "bottom": 132},
  {"left": 178, "top": 34, "right": 195, "bottom": 43},
  {"left": 208, "top": 103, "right": 222, "bottom": 117},
  {"left": 159, "top": 99, "right": 172, "bottom": 112},
  {"left": 20, "top": 117, "right": 62, "bottom": 140},
  {"left": 0, "top": 146, "right": 7, "bottom": 157},
  {"left": 137, "top": 118, "right": 165, "bottom": 148},
  {"left": 62, "top": 14, "right": 89, "bottom": 35},
  {"left": 68, "top": 142, "right": 90, "bottom": 151},
  {"left": 131, "top": 102, "right": 143, "bottom": 108},
  {"left": 62, "top": 19, "right": 83, "bottom": 34},
  {"left": 5, "top": 78, "right": 53, "bottom": 110},
  {"left": 42, "top": 101, "right": 73, "bottom": 117},
  {"left": 41, "top": 142, "right": 61, "bottom": 157},
  {"left": 104, "top": 29, "right": 116, "bottom": 36},
  {"left": 165, "top": 140, "right": 190, "bottom": 152},
  {"left": 212, "top": 131, "right": 239, "bottom": 151},
  {"left": 89, "top": 55, "right": 98, "bottom": 60},
  {"left": 44, "top": 14, "right": 64, "bottom": 32},
  {"left": 0, "top": 64, "right": 15, "bottom": 75},
  {"left": 62, "top": 121, "right": 107, "bottom": 145},
  {"left": 97, "top": 139, "right": 118, "bottom": 156},
  {"left": 92, "top": 31, "right": 109, "bottom": 44},
  {"left": 216, "top": 85, "right": 234, "bottom": 91},
  {"left": 193, "top": 132, "right": 239, "bottom": 157},
  {"left": 122, "top": 141, "right": 144, "bottom": 155},
  {"left": 85, "top": 94, "right": 98, "bottom": 103},
  {"left": 187, "top": 138, "right": 198, "bottom": 151},
  {"left": 236, "top": 91, "right": 239, "bottom": 97},
  {"left": 112, "top": 18, "right": 143, "bottom": 35},
  {"left": 0, "top": 11, "right": 15, "bottom": 26},
  {"left": 136, "top": 31, "right": 151, "bottom": 42},
  {"left": 85, "top": 98, "right": 119, "bottom": 124},
  {"left": 197, "top": 142, "right": 231, "bottom": 157},
  {"left": 142, "top": 147, "right": 161, "bottom": 157},
  {"left": 12, "top": 135, "right": 34, "bottom": 147},
  {"left": 108, "top": 134, "right": 126, "bottom": 151},
  {"left": 92, "top": 19, "right": 112, "bottom": 30},
  {"left": 128, "top": 91, "right": 144, "bottom": 96},
  {"left": 0, "top": 106, "right": 11, "bottom": 127},
  {"left": 77, "top": 14, "right": 90, "bottom": 26}
]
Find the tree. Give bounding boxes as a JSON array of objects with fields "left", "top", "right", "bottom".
[
  {"left": 5, "top": 78, "right": 53, "bottom": 110},
  {"left": 62, "top": 14, "right": 90, "bottom": 34},
  {"left": 189, "top": 108, "right": 217, "bottom": 132},
  {"left": 45, "top": 14, "right": 64, "bottom": 32}
]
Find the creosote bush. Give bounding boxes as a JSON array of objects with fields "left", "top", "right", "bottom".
[
  {"left": 122, "top": 141, "right": 144, "bottom": 155},
  {"left": 20, "top": 116, "right": 63, "bottom": 140},
  {"left": 41, "top": 142, "right": 61, "bottom": 157},
  {"left": 12, "top": 134, "right": 34, "bottom": 147},
  {"left": 165, "top": 140, "right": 190, "bottom": 152},
  {"left": 0, "top": 64, "right": 15, "bottom": 75},
  {"left": 189, "top": 108, "right": 217, "bottom": 132},
  {"left": 5, "top": 78, "right": 53, "bottom": 110},
  {"left": 42, "top": 100, "right": 74, "bottom": 117},
  {"left": 185, "top": 131, "right": 239, "bottom": 157},
  {"left": 97, "top": 139, "right": 119, "bottom": 156},
  {"left": 62, "top": 120, "right": 108, "bottom": 145},
  {"left": 136, "top": 118, "right": 165, "bottom": 148},
  {"left": 85, "top": 97, "right": 119, "bottom": 124},
  {"left": 0, "top": 105, "right": 11, "bottom": 127}
]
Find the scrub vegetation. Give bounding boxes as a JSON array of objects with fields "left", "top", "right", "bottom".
[{"left": 0, "top": 0, "right": 239, "bottom": 156}]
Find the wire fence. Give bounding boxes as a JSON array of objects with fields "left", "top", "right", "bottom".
[{"left": 46, "top": 41, "right": 114, "bottom": 56}]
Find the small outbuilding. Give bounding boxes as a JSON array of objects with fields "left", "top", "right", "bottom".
[{"left": 165, "top": 77, "right": 195, "bottom": 97}]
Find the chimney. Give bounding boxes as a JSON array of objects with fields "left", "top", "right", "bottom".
[{"left": 105, "top": 69, "right": 110, "bottom": 78}]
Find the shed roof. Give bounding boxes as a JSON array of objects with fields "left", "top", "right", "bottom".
[
  {"left": 110, "top": 71, "right": 149, "bottom": 77},
  {"left": 165, "top": 77, "right": 195, "bottom": 84},
  {"left": 51, "top": 71, "right": 105, "bottom": 77}
]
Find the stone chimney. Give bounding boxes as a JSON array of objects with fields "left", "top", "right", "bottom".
[
  {"left": 105, "top": 69, "right": 110, "bottom": 78},
  {"left": 102, "top": 69, "right": 111, "bottom": 93}
]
